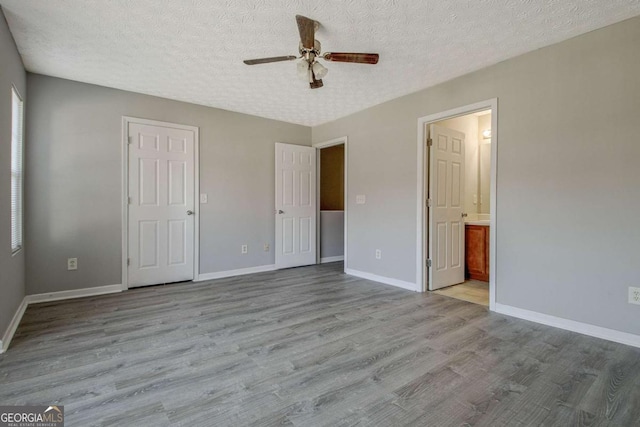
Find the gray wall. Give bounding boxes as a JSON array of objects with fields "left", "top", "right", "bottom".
[
  {"left": 26, "top": 74, "right": 310, "bottom": 294},
  {"left": 0, "top": 8, "right": 26, "bottom": 337},
  {"left": 320, "top": 211, "right": 344, "bottom": 259},
  {"left": 313, "top": 17, "right": 640, "bottom": 335}
]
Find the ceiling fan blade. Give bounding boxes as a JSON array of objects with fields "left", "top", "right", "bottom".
[
  {"left": 296, "top": 15, "right": 316, "bottom": 50},
  {"left": 323, "top": 52, "right": 379, "bottom": 64},
  {"left": 243, "top": 55, "right": 297, "bottom": 65}
]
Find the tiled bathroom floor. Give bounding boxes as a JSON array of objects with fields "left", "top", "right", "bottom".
[{"left": 433, "top": 280, "right": 489, "bottom": 306}]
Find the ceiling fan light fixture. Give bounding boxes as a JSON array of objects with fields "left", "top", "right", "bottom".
[
  {"left": 297, "top": 59, "right": 309, "bottom": 80},
  {"left": 242, "top": 15, "right": 379, "bottom": 89},
  {"left": 312, "top": 61, "right": 328, "bottom": 79}
]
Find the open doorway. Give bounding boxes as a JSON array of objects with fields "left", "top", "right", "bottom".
[
  {"left": 431, "top": 111, "right": 491, "bottom": 306},
  {"left": 417, "top": 100, "right": 497, "bottom": 309},
  {"left": 314, "top": 137, "right": 347, "bottom": 270}
]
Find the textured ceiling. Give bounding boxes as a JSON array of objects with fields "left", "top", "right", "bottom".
[{"left": 2, "top": 1, "right": 640, "bottom": 126}]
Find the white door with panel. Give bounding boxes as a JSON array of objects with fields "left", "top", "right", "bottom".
[
  {"left": 428, "top": 124, "right": 466, "bottom": 290},
  {"left": 275, "top": 143, "right": 317, "bottom": 268},
  {"left": 128, "top": 122, "right": 195, "bottom": 287}
]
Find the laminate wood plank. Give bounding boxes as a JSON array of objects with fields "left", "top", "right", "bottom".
[{"left": 1, "top": 262, "right": 640, "bottom": 426}]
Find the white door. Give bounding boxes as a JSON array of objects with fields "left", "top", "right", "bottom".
[
  {"left": 128, "top": 122, "right": 195, "bottom": 287},
  {"left": 275, "top": 143, "right": 317, "bottom": 268},
  {"left": 428, "top": 124, "right": 465, "bottom": 290}
]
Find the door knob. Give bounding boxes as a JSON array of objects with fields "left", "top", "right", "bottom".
[
  {"left": 277, "top": 210, "right": 284, "bottom": 214},
  {"left": 187, "top": 210, "right": 194, "bottom": 215},
  {"left": 461, "top": 213, "right": 468, "bottom": 218}
]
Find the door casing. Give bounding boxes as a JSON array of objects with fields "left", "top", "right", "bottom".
[
  {"left": 121, "top": 116, "right": 200, "bottom": 290},
  {"left": 416, "top": 99, "right": 498, "bottom": 310}
]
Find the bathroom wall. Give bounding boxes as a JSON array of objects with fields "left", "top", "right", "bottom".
[{"left": 477, "top": 114, "right": 492, "bottom": 215}]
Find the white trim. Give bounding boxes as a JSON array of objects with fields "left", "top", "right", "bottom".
[
  {"left": 26, "top": 284, "right": 123, "bottom": 304},
  {"left": 495, "top": 303, "right": 640, "bottom": 349},
  {"left": 121, "top": 117, "right": 200, "bottom": 290},
  {"left": 313, "top": 136, "right": 348, "bottom": 273},
  {"left": 196, "top": 264, "right": 277, "bottom": 281},
  {"left": 416, "top": 99, "right": 498, "bottom": 311},
  {"left": 346, "top": 268, "right": 419, "bottom": 292},
  {"left": 0, "top": 297, "right": 28, "bottom": 354},
  {"left": 312, "top": 136, "right": 348, "bottom": 149},
  {"left": 320, "top": 256, "right": 344, "bottom": 263}
]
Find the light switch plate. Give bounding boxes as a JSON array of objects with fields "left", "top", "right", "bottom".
[
  {"left": 356, "top": 195, "right": 366, "bottom": 204},
  {"left": 200, "top": 193, "right": 208, "bottom": 204}
]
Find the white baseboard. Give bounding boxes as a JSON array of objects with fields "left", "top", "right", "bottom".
[
  {"left": 495, "top": 303, "right": 640, "bottom": 349},
  {"left": 320, "top": 256, "right": 344, "bottom": 264},
  {"left": 1, "top": 284, "right": 123, "bottom": 353},
  {"left": 26, "top": 284, "right": 123, "bottom": 304},
  {"left": 1, "top": 297, "right": 29, "bottom": 354},
  {"left": 346, "top": 268, "right": 418, "bottom": 292},
  {"left": 197, "top": 264, "right": 277, "bottom": 281}
]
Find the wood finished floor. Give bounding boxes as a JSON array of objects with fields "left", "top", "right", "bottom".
[
  {"left": 1, "top": 262, "right": 639, "bottom": 426},
  {"left": 433, "top": 280, "right": 490, "bottom": 306}
]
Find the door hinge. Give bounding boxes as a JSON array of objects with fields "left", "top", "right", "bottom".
[
  {"left": 426, "top": 198, "right": 432, "bottom": 208},
  {"left": 127, "top": 258, "right": 130, "bottom": 267},
  {"left": 426, "top": 259, "right": 432, "bottom": 268},
  {"left": 427, "top": 138, "right": 433, "bottom": 147},
  {"left": 128, "top": 136, "right": 133, "bottom": 145},
  {"left": 128, "top": 196, "right": 132, "bottom": 204}
]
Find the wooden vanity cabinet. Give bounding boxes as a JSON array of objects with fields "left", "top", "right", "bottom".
[{"left": 465, "top": 225, "right": 489, "bottom": 282}]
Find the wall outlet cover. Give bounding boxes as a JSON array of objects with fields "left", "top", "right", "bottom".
[
  {"left": 67, "top": 257, "right": 78, "bottom": 271},
  {"left": 241, "top": 245, "right": 248, "bottom": 254},
  {"left": 375, "top": 249, "right": 381, "bottom": 259},
  {"left": 264, "top": 243, "right": 270, "bottom": 252},
  {"left": 200, "top": 193, "right": 208, "bottom": 203},
  {"left": 356, "top": 195, "right": 366, "bottom": 204},
  {"left": 629, "top": 287, "right": 640, "bottom": 305}
]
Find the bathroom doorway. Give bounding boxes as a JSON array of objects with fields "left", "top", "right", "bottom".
[{"left": 417, "top": 100, "right": 497, "bottom": 309}]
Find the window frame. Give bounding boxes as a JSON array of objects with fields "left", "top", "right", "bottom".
[{"left": 10, "top": 85, "right": 24, "bottom": 255}]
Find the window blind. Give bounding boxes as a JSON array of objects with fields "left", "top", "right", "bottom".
[{"left": 11, "top": 87, "right": 23, "bottom": 254}]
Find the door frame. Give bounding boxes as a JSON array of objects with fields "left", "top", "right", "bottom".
[
  {"left": 121, "top": 116, "right": 200, "bottom": 290},
  {"left": 313, "top": 136, "right": 348, "bottom": 272},
  {"left": 416, "top": 99, "right": 498, "bottom": 310}
]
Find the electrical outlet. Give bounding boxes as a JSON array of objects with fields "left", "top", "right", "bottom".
[
  {"left": 241, "top": 245, "right": 248, "bottom": 254},
  {"left": 629, "top": 287, "right": 640, "bottom": 305},
  {"left": 356, "top": 195, "right": 366, "bottom": 205},
  {"left": 264, "top": 243, "right": 270, "bottom": 252},
  {"left": 375, "top": 249, "right": 382, "bottom": 260},
  {"left": 67, "top": 258, "right": 78, "bottom": 271}
]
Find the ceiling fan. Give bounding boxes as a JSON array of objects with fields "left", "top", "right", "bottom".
[{"left": 243, "top": 15, "right": 379, "bottom": 89}]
